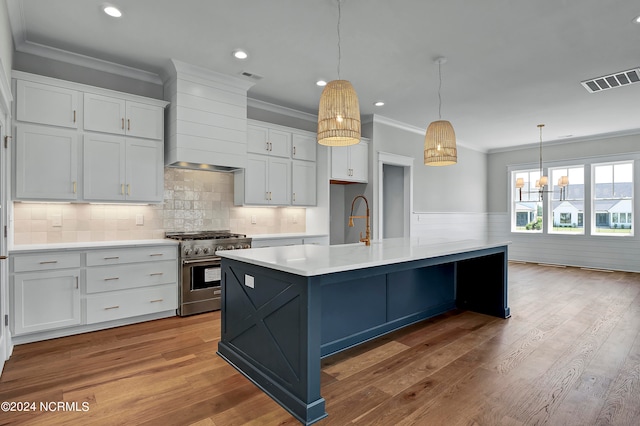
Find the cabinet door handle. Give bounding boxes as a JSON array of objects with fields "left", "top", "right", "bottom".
[
  {"left": 269, "top": 191, "right": 272, "bottom": 200},
  {"left": 266, "top": 141, "right": 270, "bottom": 151},
  {"left": 293, "top": 192, "right": 296, "bottom": 202},
  {"left": 39, "top": 260, "right": 58, "bottom": 264},
  {"left": 73, "top": 110, "right": 76, "bottom": 123},
  {"left": 121, "top": 183, "right": 125, "bottom": 195},
  {"left": 103, "top": 256, "right": 120, "bottom": 260},
  {"left": 269, "top": 142, "right": 273, "bottom": 151},
  {"left": 150, "top": 272, "right": 164, "bottom": 276},
  {"left": 104, "top": 306, "right": 120, "bottom": 310},
  {"left": 75, "top": 276, "right": 79, "bottom": 289},
  {"left": 150, "top": 299, "right": 164, "bottom": 303},
  {"left": 127, "top": 184, "right": 131, "bottom": 196},
  {"left": 73, "top": 181, "right": 77, "bottom": 193},
  {"left": 293, "top": 146, "right": 296, "bottom": 156},
  {"left": 122, "top": 118, "right": 125, "bottom": 130},
  {"left": 127, "top": 119, "right": 131, "bottom": 131},
  {"left": 104, "top": 277, "right": 120, "bottom": 281}
]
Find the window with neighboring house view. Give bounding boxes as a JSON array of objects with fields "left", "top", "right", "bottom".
[
  {"left": 512, "top": 169, "right": 543, "bottom": 233},
  {"left": 549, "top": 166, "right": 584, "bottom": 234},
  {"left": 592, "top": 161, "right": 633, "bottom": 236}
]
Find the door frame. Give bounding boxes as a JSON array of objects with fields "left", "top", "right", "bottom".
[
  {"left": 0, "top": 59, "right": 13, "bottom": 375},
  {"left": 376, "top": 152, "right": 413, "bottom": 240}
]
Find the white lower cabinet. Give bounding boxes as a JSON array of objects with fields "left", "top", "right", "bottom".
[{"left": 10, "top": 243, "right": 178, "bottom": 342}]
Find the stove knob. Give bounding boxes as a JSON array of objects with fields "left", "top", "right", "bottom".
[
  {"left": 194, "top": 247, "right": 201, "bottom": 255},
  {"left": 235, "top": 244, "right": 244, "bottom": 250},
  {"left": 184, "top": 248, "right": 192, "bottom": 256},
  {"left": 243, "top": 244, "right": 251, "bottom": 249},
  {"left": 217, "top": 246, "right": 226, "bottom": 251},
  {"left": 227, "top": 244, "right": 235, "bottom": 250},
  {"left": 203, "top": 247, "right": 211, "bottom": 254}
]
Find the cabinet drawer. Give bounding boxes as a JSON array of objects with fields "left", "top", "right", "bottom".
[
  {"left": 86, "top": 260, "right": 177, "bottom": 294},
  {"left": 13, "top": 252, "right": 81, "bottom": 273},
  {"left": 86, "top": 246, "right": 177, "bottom": 266},
  {"left": 86, "top": 284, "right": 177, "bottom": 324}
]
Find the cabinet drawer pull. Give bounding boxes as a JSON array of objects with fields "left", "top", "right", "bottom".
[
  {"left": 213, "top": 290, "right": 221, "bottom": 295},
  {"left": 104, "top": 306, "right": 120, "bottom": 310},
  {"left": 149, "top": 253, "right": 164, "bottom": 257},
  {"left": 73, "top": 181, "right": 77, "bottom": 193},
  {"left": 73, "top": 110, "right": 77, "bottom": 123},
  {"left": 150, "top": 272, "right": 164, "bottom": 276},
  {"left": 150, "top": 299, "right": 164, "bottom": 303},
  {"left": 122, "top": 118, "right": 125, "bottom": 130},
  {"left": 293, "top": 192, "right": 296, "bottom": 202},
  {"left": 127, "top": 184, "right": 131, "bottom": 196},
  {"left": 104, "top": 277, "right": 120, "bottom": 281},
  {"left": 76, "top": 276, "right": 79, "bottom": 289},
  {"left": 127, "top": 119, "right": 130, "bottom": 131},
  {"left": 103, "top": 256, "right": 120, "bottom": 260},
  {"left": 121, "top": 183, "right": 125, "bottom": 195},
  {"left": 39, "top": 260, "right": 58, "bottom": 264},
  {"left": 293, "top": 146, "right": 296, "bottom": 156}
]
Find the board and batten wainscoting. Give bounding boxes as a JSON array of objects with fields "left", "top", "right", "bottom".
[{"left": 487, "top": 213, "right": 640, "bottom": 273}]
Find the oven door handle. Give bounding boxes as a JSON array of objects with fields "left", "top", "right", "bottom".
[{"left": 182, "top": 258, "right": 221, "bottom": 266}]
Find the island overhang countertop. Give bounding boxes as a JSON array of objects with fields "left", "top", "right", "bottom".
[{"left": 217, "top": 237, "right": 511, "bottom": 276}]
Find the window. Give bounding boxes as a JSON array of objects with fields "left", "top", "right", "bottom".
[
  {"left": 592, "top": 162, "right": 633, "bottom": 235},
  {"left": 550, "top": 166, "right": 584, "bottom": 234},
  {"left": 512, "top": 170, "right": 542, "bottom": 232}
]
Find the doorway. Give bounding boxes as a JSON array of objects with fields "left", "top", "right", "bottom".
[{"left": 377, "top": 152, "right": 413, "bottom": 239}]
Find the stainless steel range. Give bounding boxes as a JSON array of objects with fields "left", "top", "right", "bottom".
[{"left": 165, "top": 231, "right": 252, "bottom": 316}]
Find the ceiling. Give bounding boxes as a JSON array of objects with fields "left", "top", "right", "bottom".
[{"left": 6, "top": 0, "right": 640, "bottom": 151}]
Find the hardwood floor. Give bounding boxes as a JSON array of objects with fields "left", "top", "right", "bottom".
[{"left": 1, "top": 262, "right": 639, "bottom": 425}]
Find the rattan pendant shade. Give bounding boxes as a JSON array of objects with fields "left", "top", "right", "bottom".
[
  {"left": 424, "top": 120, "right": 457, "bottom": 166},
  {"left": 317, "top": 79, "right": 361, "bottom": 146}
]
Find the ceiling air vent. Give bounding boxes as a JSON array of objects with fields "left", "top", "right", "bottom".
[
  {"left": 239, "top": 71, "right": 263, "bottom": 81},
  {"left": 581, "top": 68, "right": 640, "bottom": 93}
]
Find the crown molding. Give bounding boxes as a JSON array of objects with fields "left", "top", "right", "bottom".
[
  {"left": 6, "top": 0, "right": 162, "bottom": 85},
  {"left": 247, "top": 97, "right": 317, "bottom": 123},
  {"left": 488, "top": 128, "right": 640, "bottom": 154},
  {"left": 372, "top": 114, "right": 483, "bottom": 153}
]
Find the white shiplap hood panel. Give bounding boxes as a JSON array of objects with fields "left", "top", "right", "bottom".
[{"left": 163, "top": 60, "right": 255, "bottom": 172}]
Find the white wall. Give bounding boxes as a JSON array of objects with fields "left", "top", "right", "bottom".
[{"left": 488, "top": 133, "right": 640, "bottom": 272}]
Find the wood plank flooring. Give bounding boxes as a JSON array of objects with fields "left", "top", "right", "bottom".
[{"left": 1, "top": 262, "right": 639, "bottom": 425}]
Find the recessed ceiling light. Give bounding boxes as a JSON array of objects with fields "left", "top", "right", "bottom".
[
  {"left": 102, "top": 5, "right": 122, "bottom": 18},
  {"left": 316, "top": 80, "right": 327, "bottom": 87},
  {"left": 374, "top": 101, "right": 385, "bottom": 107},
  {"left": 634, "top": 15, "right": 640, "bottom": 24},
  {"left": 232, "top": 50, "right": 248, "bottom": 60}
]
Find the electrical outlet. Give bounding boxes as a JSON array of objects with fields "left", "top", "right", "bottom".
[
  {"left": 245, "top": 274, "right": 255, "bottom": 288},
  {"left": 136, "top": 214, "right": 144, "bottom": 225},
  {"left": 292, "top": 214, "right": 297, "bottom": 224},
  {"left": 52, "top": 214, "right": 62, "bottom": 227},
  {"left": 251, "top": 215, "right": 257, "bottom": 224}
]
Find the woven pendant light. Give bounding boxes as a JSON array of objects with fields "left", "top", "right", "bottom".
[
  {"left": 317, "top": 0, "right": 361, "bottom": 146},
  {"left": 317, "top": 80, "right": 361, "bottom": 146},
  {"left": 424, "top": 57, "right": 457, "bottom": 166}
]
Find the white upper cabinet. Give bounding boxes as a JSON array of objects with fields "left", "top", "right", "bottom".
[
  {"left": 15, "top": 125, "right": 79, "bottom": 201},
  {"left": 247, "top": 124, "right": 291, "bottom": 158},
  {"left": 292, "top": 161, "right": 316, "bottom": 206},
  {"left": 292, "top": 133, "right": 317, "bottom": 162},
  {"left": 16, "top": 80, "right": 79, "bottom": 129},
  {"left": 242, "top": 155, "right": 290, "bottom": 205},
  {"left": 331, "top": 140, "right": 369, "bottom": 183},
  {"left": 84, "top": 93, "right": 164, "bottom": 140}
]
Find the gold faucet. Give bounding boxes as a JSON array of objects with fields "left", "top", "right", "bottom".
[{"left": 348, "top": 195, "right": 371, "bottom": 246}]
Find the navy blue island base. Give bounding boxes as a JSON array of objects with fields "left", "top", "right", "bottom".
[{"left": 217, "top": 241, "right": 510, "bottom": 425}]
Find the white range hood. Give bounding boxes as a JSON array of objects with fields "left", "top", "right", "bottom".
[{"left": 163, "top": 60, "right": 255, "bottom": 172}]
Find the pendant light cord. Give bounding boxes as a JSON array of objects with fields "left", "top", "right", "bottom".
[
  {"left": 337, "top": 0, "right": 342, "bottom": 79},
  {"left": 438, "top": 60, "right": 442, "bottom": 120},
  {"left": 539, "top": 124, "right": 543, "bottom": 177}
]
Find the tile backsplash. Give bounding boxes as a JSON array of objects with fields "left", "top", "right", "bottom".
[{"left": 13, "top": 168, "right": 306, "bottom": 245}]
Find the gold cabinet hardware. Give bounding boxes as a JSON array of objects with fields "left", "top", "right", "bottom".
[
  {"left": 121, "top": 183, "right": 125, "bottom": 195},
  {"left": 73, "top": 110, "right": 76, "bottom": 123},
  {"left": 73, "top": 181, "right": 77, "bottom": 193},
  {"left": 104, "top": 277, "right": 120, "bottom": 281},
  {"left": 293, "top": 192, "right": 296, "bottom": 202},
  {"left": 75, "top": 276, "right": 79, "bottom": 289},
  {"left": 0, "top": 256, "right": 7, "bottom": 260},
  {"left": 149, "top": 253, "right": 164, "bottom": 257},
  {"left": 121, "top": 118, "right": 125, "bottom": 130},
  {"left": 103, "top": 256, "right": 119, "bottom": 260},
  {"left": 104, "top": 306, "right": 120, "bottom": 310},
  {"left": 150, "top": 299, "right": 164, "bottom": 303},
  {"left": 266, "top": 141, "right": 269, "bottom": 151},
  {"left": 39, "top": 260, "right": 58, "bottom": 264},
  {"left": 127, "top": 119, "right": 130, "bottom": 131},
  {"left": 293, "top": 146, "right": 296, "bottom": 156},
  {"left": 127, "top": 184, "right": 131, "bottom": 196},
  {"left": 150, "top": 272, "right": 164, "bottom": 276}
]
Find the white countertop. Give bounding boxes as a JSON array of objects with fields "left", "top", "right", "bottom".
[
  {"left": 218, "top": 237, "right": 510, "bottom": 276},
  {"left": 9, "top": 239, "right": 178, "bottom": 253},
  {"left": 248, "top": 233, "right": 328, "bottom": 240}
]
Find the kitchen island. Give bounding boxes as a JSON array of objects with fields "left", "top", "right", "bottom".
[{"left": 217, "top": 237, "right": 510, "bottom": 425}]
